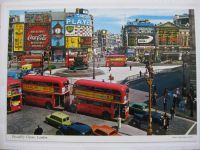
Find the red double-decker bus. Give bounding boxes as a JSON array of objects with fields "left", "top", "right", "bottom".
[
  {"left": 22, "top": 75, "right": 70, "bottom": 109},
  {"left": 7, "top": 77, "right": 22, "bottom": 113},
  {"left": 71, "top": 79, "right": 129, "bottom": 120},
  {"left": 20, "top": 55, "right": 42, "bottom": 68},
  {"left": 105, "top": 55, "right": 127, "bottom": 67}
]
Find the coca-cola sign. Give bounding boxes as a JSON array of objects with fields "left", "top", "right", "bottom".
[{"left": 25, "top": 23, "right": 50, "bottom": 50}]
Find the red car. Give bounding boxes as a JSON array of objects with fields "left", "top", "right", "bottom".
[{"left": 91, "top": 125, "right": 120, "bottom": 136}]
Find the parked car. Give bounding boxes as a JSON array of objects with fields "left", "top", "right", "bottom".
[
  {"left": 129, "top": 102, "right": 148, "bottom": 115},
  {"left": 45, "top": 111, "right": 72, "bottom": 127},
  {"left": 131, "top": 111, "right": 164, "bottom": 133},
  {"left": 8, "top": 70, "right": 23, "bottom": 79},
  {"left": 56, "top": 122, "right": 92, "bottom": 135},
  {"left": 91, "top": 125, "right": 120, "bottom": 136}
]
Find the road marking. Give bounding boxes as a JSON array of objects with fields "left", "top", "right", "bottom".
[{"left": 185, "top": 122, "right": 197, "bottom": 135}]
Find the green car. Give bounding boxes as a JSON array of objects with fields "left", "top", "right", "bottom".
[
  {"left": 45, "top": 111, "right": 72, "bottom": 127},
  {"left": 129, "top": 102, "right": 148, "bottom": 115}
]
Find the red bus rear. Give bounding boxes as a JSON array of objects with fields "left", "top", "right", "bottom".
[
  {"left": 105, "top": 55, "right": 127, "bottom": 67},
  {"left": 20, "top": 55, "right": 42, "bottom": 68},
  {"left": 22, "top": 75, "right": 70, "bottom": 109},
  {"left": 7, "top": 77, "right": 22, "bottom": 113},
  {"left": 72, "top": 79, "right": 129, "bottom": 120}
]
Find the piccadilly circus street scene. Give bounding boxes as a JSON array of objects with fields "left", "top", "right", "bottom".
[{"left": 7, "top": 8, "right": 197, "bottom": 136}]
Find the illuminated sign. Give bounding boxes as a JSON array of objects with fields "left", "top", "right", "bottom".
[
  {"left": 66, "top": 14, "right": 92, "bottom": 26},
  {"left": 22, "top": 84, "right": 54, "bottom": 93},
  {"left": 24, "top": 23, "right": 51, "bottom": 50},
  {"left": 128, "top": 34, "right": 137, "bottom": 46},
  {"left": 51, "top": 20, "right": 65, "bottom": 47},
  {"left": 158, "top": 28, "right": 179, "bottom": 45},
  {"left": 65, "top": 25, "right": 92, "bottom": 37},
  {"left": 25, "top": 13, "right": 51, "bottom": 23},
  {"left": 75, "top": 89, "right": 114, "bottom": 102},
  {"left": 13, "top": 24, "right": 24, "bottom": 52},
  {"left": 80, "top": 37, "right": 92, "bottom": 48},
  {"left": 65, "top": 37, "right": 80, "bottom": 48}
]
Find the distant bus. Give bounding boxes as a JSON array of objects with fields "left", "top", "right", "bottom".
[
  {"left": 105, "top": 54, "right": 127, "bottom": 67},
  {"left": 72, "top": 79, "right": 129, "bottom": 120},
  {"left": 20, "top": 55, "right": 42, "bottom": 68},
  {"left": 7, "top": 77, "right": 22, "bottom": 113},
  {"left": 22, "top": 75, "right": 70, "bottom": 110}
]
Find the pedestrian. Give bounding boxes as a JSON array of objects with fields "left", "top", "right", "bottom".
[
  {"left": 175, "top": 88, "right": 180, "bottom": 106},
  {"left": 173, "top": 94, "right": 177, "bottom": 108},
  {"left": 163, "top": 97, "right": 167, "bottom": 112},
  {"left": 109, "top": 65, "right": 111, "bottom": 72},
  {"left": 34, "top": 125, "right": 43, "bottom": 135},
  {"left": 152, "top": 91, "right": 157, "bottom": 107},
  {"left": 139, "top": 70, "right": 142, "bottom": 77},
  {"left": 129, "top": 65, "right": 132, "bottom": 71},
  {"left": 102, "top": 79, "right": 105, "bottom": 82},
  {"left": 163, "top": 88, "right": 168, "bottom": 97},
  {"left": 170, "top": 107, "right": 175, "bottom": 120},
  {"left": 187, "top": 93, "right": 194, "bottom": 117},
  {"left": 162, "top": 113, "right": 169, "bottom": 130}
]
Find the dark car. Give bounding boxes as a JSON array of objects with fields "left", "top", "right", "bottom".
[
  {"left": 129, "top": 102, "right": 148, "bottom": 115},
  {"left": 56, "top": 122, "right": 92, "bottom": 135},
  {"left": 131, "top": 111, "right": 165, "bottom": 133}
]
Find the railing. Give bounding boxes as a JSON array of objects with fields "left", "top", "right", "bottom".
[{"left": 122, "top": 66, "right": 182, "bottom": 85}]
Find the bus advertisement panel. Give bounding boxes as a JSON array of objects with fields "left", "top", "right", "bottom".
[
  {"left": 7, "top": 78, "right": 22, "bottom": 113},
  {"left": 22, "top": 75, "right": 70, "bottom": 110},
  {"left": 72, "top": 79, "right": 129, "bottom": 120},
  {"left": 105, "top": 55, "right": 127, "bottom": 67},
  {"left": 13, "top": 23, "right": 24, "bottom": 52}
]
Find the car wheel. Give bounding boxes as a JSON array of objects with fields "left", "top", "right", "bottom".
[
  {"left": 56, "top": 130, "right": 64, "bottom": 135},
  {"left": 70, "top": 104, "right": 77, "bottom": 113},
  {"left": 46, "top": 103, "right": 52, "bottom": 110}
]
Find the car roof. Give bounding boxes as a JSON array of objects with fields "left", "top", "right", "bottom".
[
  {"left": 61, "top": 122, "right": 91, "bottom": 133},
  {"left": 130, "top": 102, "right": 148, "bottom": 107},
  {"left": 51, "top": 112, "right": 69, "bottom": 119},
  {"left": 92, "top": 125, "right": 116, "bottom": 135}
]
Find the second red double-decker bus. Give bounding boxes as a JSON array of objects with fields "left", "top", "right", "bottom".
[
  {"left": 20, "top": 55, "right": 42, "bottom": 68},
  {"left": 72, "top": 79, "right": 129, "bottom": 120},
  {"left": 105, "top": 54, "right": 127, "bottom": 67},
  {"left": 7, "top": 77, "right": 22, "bottom": 113},
  {"left": 22, "top": 75, "right": 70, "bottom": 109}
]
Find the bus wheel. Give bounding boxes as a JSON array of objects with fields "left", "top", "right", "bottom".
[
  {"left": 70, "top": 104, "right": 77, "bottom": 113},
  {"left": 46, "top": 103, "right": 52, "bottom": 110},
  {"left": 102, "top": 112, "right": 110, "bottom": 120}
]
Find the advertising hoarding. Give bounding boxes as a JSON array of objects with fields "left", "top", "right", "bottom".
[
  {"left": 66, "top": 14, "right": 92, "bottom": 26},
  {"left": 25, "top": 12, "right": 51, "bottom": 23},
  {"left": 80, "top": 37, "right": 92, "bottom": 48},
  {"left": 51, "top": 20, "right": 65, "bottom": 47},
  {"left": 13, "top": 24, "right": 24, "bottom": 52},
  {"left": 24, "top": 23, "right": 51, "bottom": 50},
  {"left": 158, "top": 28, "right": 179, "bottom": 45},
  {"left": 65, "top": 25, "right": 92, "bottom": 37},
  {"left": 65, "top": 37, "right": 80, "bottom": 48},
  {"left": 128, "top": 34, "right": 137, "bottom": 46}
]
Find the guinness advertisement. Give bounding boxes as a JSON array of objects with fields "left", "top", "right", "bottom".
[{"left": 24, "top": 23, "right": 51, "bottom": 50}]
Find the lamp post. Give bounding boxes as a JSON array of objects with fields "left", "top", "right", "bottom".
[
  {"left": 91, "top": 15, "right": 95, "bottom": 79},
  {"left": 144, "top": 61, "right": 154, "bottom": 135}
]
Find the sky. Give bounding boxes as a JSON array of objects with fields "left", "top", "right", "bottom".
[{"left": 10, "top": 8, "right": 189, "bottom": 34}]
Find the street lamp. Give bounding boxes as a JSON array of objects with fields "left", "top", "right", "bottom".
[
  {"left": 144, "top": 61, "right": 154, "bottom": 135},
  {"left": 91, "top": 15, "right": 95, "bottom": 79}
]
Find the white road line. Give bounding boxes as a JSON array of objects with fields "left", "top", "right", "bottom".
[{"left": 185, "top": 122, "right": 197, "bottom": 135}]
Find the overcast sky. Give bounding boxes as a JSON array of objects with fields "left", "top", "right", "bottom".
[{"left": 10, "top": 8, "right": 189, "bottom": 34}]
